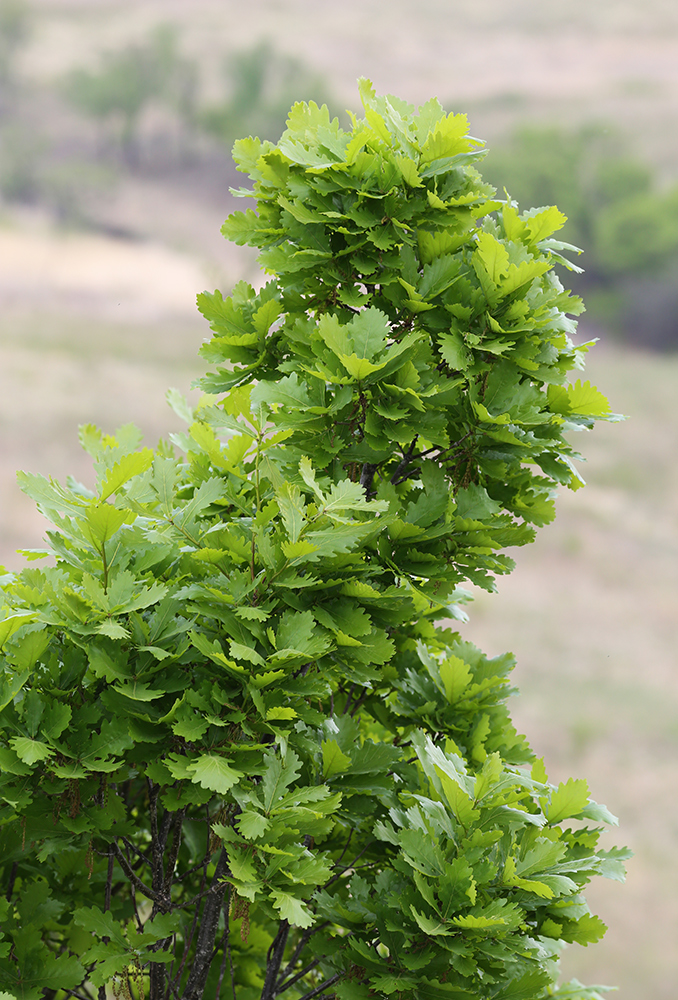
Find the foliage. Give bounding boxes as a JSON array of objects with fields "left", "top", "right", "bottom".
[
  {"left": 0, "top": 81, "right": 628, "bottom": 1000},
  {"left": 482, "top": 122, "right": 678, "bottom": 347}
]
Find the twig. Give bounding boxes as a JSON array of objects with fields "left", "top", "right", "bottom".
[
  {"left": 104, "top": 846, "right": 114, "bottom": 912},
  {"left": 5, "top": 860, "right": 18, "bottom": 902},
  {"left": 359, "top": 463, "right": 379, "bottom": 497},
  {"left": 342, "top": 684, "right": 358, "bottom": 716},
  {"left": 112, "top": 842, "right": 163, "bottom": 904},
  {"left": 296, "top": 973, "right": 342, "bottom": 1000},
  {"left": 214, "top": 892, "right": 235, "bottom": 1000},
  {"left": 162, "top": 808, "right": 186, "bottom": 895},
  {"left": 389, "top": 438, "right": 419, "bottom": 485},
  {"left": 276, "top": 959, "right": 322, "bottom": 996},
  {"left": 275, "top": 924, "right": 329, "bottom": 990},
  {"left": 324, "top": 842, "right": 373, "bottom": 891}
]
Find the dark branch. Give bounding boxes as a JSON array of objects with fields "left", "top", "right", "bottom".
[
  {"left": 5, "top": 860, "right": 18, "bottom": 902},
  {"left": 162, "top": 808, "right": 186, "bottom": 895},
  {"left": 324, "top": 842, "right": 374, "bottom": 891},
  {"left": 275, "top": 924, "right": 329, "bottom": 990},
  {"left": 359, "top": 462, "right": 379, "bottom": 498},
  {"left": 112, "top": 842, "right": 162, "bottom": 904},
  {"left": 276, "top": 958, "right": 322, "bottom": 996},
  {"left": 296, "top": 973, "right": 343, "bottom": 1000},
  {"left": 389, "top": 437, "right": 419, "bottom": 485},
  {"left": 261, "top": 920, "right": 291, "bottom": 1000},
  {"left": 181, "top": 848, "right": 232, "bottom": 1000}
]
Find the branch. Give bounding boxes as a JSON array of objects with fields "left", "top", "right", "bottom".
[
  {"left": 276, "top": 958, "right": 322, "bottom": 996},
  {"left": 215, "top": 892, "right": 236, "bottom": 1000},
  {"left": 104, "top": 847, "right": 114, "bottom": 913},
  {"left": 323, "top": 842, "right": 373, "bottom": 891},
  {"left": 275, "top": 924, "right": 330, "bottom": 991},
  {"left": 260, "top": 920, "right": 291, "bottom": 1000},
  {"left": 389, "top": 437, "right": 418, "bottom": 485},
  {"left": 5, "top": 860, "right": 17, "bottom": 902},
  {"left": 359, "top": 463, "right": 379, "bottom": 498},
  {"left": 181, "top": 848, "right": 232, "bottom": 1000},
  {"left": 112, "top": 842, "right": 165, "bottom": 906},
  {"left": 162, "top": 808, "right": 186, "bottom": 896},
  {"left": 120, "top": 835, "right": 152, "bottom": 869},
  {"left": 296, "top": 973, "right": 343, "bottom": 1000}
]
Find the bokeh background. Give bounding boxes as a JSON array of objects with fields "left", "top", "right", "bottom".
[{"left": 1, "top": 1, "right": 678, "bottom": 996}]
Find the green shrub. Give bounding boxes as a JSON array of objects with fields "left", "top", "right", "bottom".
[{"left": 0, "top": 80, "right": 628, "bottom": 1000}]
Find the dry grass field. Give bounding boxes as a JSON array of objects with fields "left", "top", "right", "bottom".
[{"left": 2, "top": 1, "right": 678, "bottom": 997}]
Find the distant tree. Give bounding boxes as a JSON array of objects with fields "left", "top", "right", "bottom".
[
  {"left": 63, "top": 25, "right": 198, "bottom": 168},
  {"left": 0, "top": 0, "right": 30, "bottom": 114},
  {"left": 483, "top": 123, "right": 678, "bottom": 346},
  {"left": 201, "top": 41, "right": 332, "bottom": 149}
]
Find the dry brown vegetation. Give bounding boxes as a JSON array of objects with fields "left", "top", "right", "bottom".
[{"left": 2, "top": 2, "right": 678, "bottom": 997}]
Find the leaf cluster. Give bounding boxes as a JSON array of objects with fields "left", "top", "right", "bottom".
[{"left": 0, "top": 82, "right": 627, "bottom": 1000}]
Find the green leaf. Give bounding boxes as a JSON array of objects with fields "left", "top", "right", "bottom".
[
  {"left": 82, "top": 504, "right": 131, "bottom": 547},
  {"left": 74, "top": 906, "right": 127, "bottom": 947},
  {"left": 187, "top": 755, "right": 243, "bottom": 794},
  {"left": 9, "top": 737, "right": 54, "bottom": 765},
  {"left": 475, "top": 232, "right": 509, "bottom": 283},
  {"left": 322, "top": 739, "right": 352, "bottom": 779},
  {"left": 491, "top": 971, "right": 551, "bottom": 1000},
  {"left": 0, "top": 668, "right": 30, "bottom": 711},
  {"left": 99, "top": 449, "right": 153, "bottom": 500},
  {"left": 548, "top": 380, "right": 612, "bottom": 418},
  {"left": 277, "top": 484, "right": 307, "bottom": 544},
  {"left": 455, "top": 484, "right": 501, "bottom": 520},
  {"left": 545, "top": 777, "right": 591, "bottom": 824},
  {"left": 269, "top": 889, "right": 314, "bottom": 928},
  {"left": 0, "top": 614, "right": 36, "bottom": 649},
  {"left": 261, "top": 749, "right": 302, "bottom": 813},
  {"left": 236, "top": 810, "right": 271, "bottom": 839}
]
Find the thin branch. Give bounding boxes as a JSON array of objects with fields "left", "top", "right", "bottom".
[
  {"left": 215, "top": 892, "right": 235, "bottom": 1000},
  {"left": 324, "top": 842, "right": 373, "bottom": 891},
  {"left": 275, "top": 923, "right": 330, "bottom": 990},
  {"left": 389, "top": 437, "right": 418, "bottom": 486},
  {"left": 342, "top": 684, "right": 358, "bottom": 716},
  {"left": 174, "top": 856, "right": 211, "bottom": 882},
  {"left": 5, "top": 860, "right": 17, "bottom": 902},
  {"left": 349, "top": 690, "right": 369, "bottom": 718},
  {"left": 112, "top": 841, "right": 163, "bottom": 904},
  {"left": 175, "top": 887, "right": 215, "bottom": 910},
  {"left": 120, "top": 835, "right": 152, "bottom": 869},
  {"left": 172, "top": 890, "right": 204, "bottom": 989},
  {"left": 104, "top": 846, "right": 114, "bottom": 913},
  {"left": 275, "top": 958, "right": 322, "bottom": 996},
  {"left": 359, "top": 462, "right": 379, "bottom": 497},
  {"left": 130, "top": 881, "right": 144, "bottom": 934},
  {"left": 334, "top": 832, "right": 353, "bottom": 870},
  {"left": 296, "top": 973, "right": 343, "bottom": 1000},
  {"left": 162, "top": 808, "right": 186, "bottom": 895}
]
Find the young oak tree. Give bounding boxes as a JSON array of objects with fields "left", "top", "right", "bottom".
[{"left": 0, "top": 80, "right": 629, "bottom": 1000}]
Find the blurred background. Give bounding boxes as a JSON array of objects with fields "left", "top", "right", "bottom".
[{"left": 1, "top": 1, "right": 678, "bottom": 996}]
